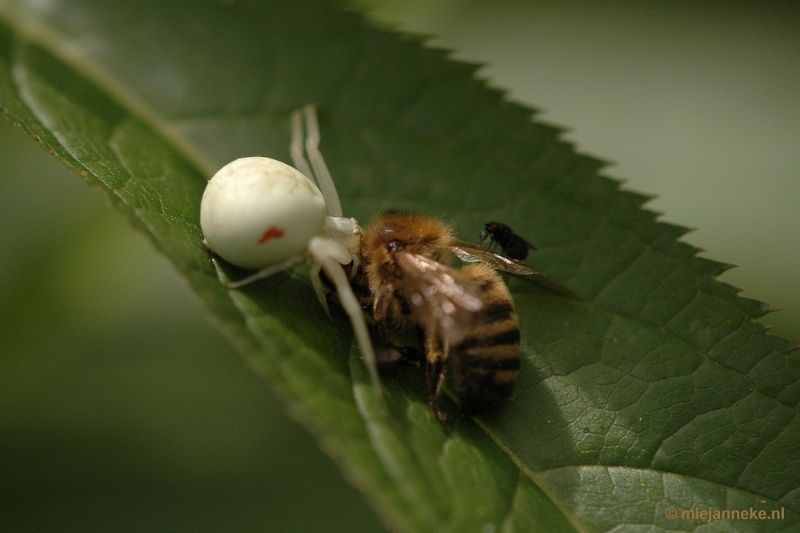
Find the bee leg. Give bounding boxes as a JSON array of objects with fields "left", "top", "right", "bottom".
[
  {"left": 371, "top": 294, "right": 392, "bottom": 342},
  {"left": 416, "top": 325, "right": 426, "bottom": 347},
  {"left": 375, "top": 345, "right": 423, "bottom": 366},
  {"left": 374, "top": 345, "right": 422, "bottom": 380},
  {"left": 378, "top": 319, "right": 391, "bottom": 344},
  {"left": 424, "top": 333, "right": 448, "bottom": 421},
  {"left": 426, "top": 359, "right": 447, "bottom": 423}
]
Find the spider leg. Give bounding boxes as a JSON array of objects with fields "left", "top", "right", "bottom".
[
  {"left": 309, "top": 259, "right": 333, "bottom": 320},
  {"left": 303, "top": 105, "right": 343, "bottom": 218},
  {"left": 349, "top": 254, "right": 361, "bottom": 280},
  {"left": 290, "top": 109, "right": 314, "bottom": 181},
  {"left": 225, "top": 254, "right": 305, "bottom": 289},
  {"left": 319, "top": 216, "right": 361, "bottom": 275},
  {"left": 294, "top": 106, "right": 362, "bottom": 276},
  {"left": 308, "top": 236, "right": 384, "bottom": 410}
]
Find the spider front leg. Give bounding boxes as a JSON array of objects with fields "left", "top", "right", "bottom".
[
  {"left": 291, "top": 105, "right": 342, "bottom": 218},
  {"left": 308, "top": 236, "right": 384, "bottom": 410},
  {"left": 292, "top": 105, "right": 361, "bottom": 275}
]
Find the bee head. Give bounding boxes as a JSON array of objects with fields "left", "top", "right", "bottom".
[
  {"left": 387, "top": 239, "right": 405, "bottom": 253},
  {"left": 362, "top": 211, "right": 455, "bottom": 272}
]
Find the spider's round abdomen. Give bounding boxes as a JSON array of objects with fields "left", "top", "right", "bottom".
[{"left": 201, "top": 157, "right": 327, "bottom": 269}]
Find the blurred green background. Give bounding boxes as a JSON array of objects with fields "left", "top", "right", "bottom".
[{"left": 1, "top": 1, "right": 797, "bottom": 531}]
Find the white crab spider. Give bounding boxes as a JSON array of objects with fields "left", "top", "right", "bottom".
[{"left": 200, "top": 105, "right": 382, "bottom": 406}]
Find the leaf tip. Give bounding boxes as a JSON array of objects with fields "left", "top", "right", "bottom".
[
  {"left": 716, "top": 262, "right": 738, "bottom": 275},
  {"left": 751, "top": 300, "right": 782, "bottom": 319}
]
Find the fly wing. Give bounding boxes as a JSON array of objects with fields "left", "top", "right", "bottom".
[
  {"left": 395, "top": 251, "right": 483, "bottom": 345},
  {"left": 451, "top": 240, "right": 583, "bottom": 300}
]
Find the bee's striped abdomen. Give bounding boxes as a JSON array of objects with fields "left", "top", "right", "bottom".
[{"left": 451, "top": 265, "right": 521, "bottom": 415}]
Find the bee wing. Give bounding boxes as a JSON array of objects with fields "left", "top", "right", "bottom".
[
  {"left": 451, "top": 240, "right": 583, "bottom": 300},
  {"left": 451, "top": 240, "right": 537, "bottom": 275},
  {"left": 395, "top": 251, "right": 483, "bottom": 345}
]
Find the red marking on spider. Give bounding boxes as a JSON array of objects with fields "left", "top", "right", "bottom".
[{"left": 258, "top": 226, "right": 285, "bottom": 244}]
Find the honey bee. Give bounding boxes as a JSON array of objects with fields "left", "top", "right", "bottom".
[
  {"left": 480, "top": 221, "right": 537, "bottom": 261},
  {"left": 360, "top": 211, "right": 523, "bottom": 422}
]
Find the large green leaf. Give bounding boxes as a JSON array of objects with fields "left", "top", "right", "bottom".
[{"left": 1, "top": 0, "right": 797, "bottom": 531}]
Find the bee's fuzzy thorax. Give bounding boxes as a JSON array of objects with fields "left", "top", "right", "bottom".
[
  {"left": 366, "top": 211, "right": 454, "bottom": 249},
  {"left": 361, "top": 211, "right": 454, "bottom": 286}
]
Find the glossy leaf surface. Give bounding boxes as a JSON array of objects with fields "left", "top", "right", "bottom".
[{"left": 1, "top": 1, "right": 797, "bottom": 531}]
